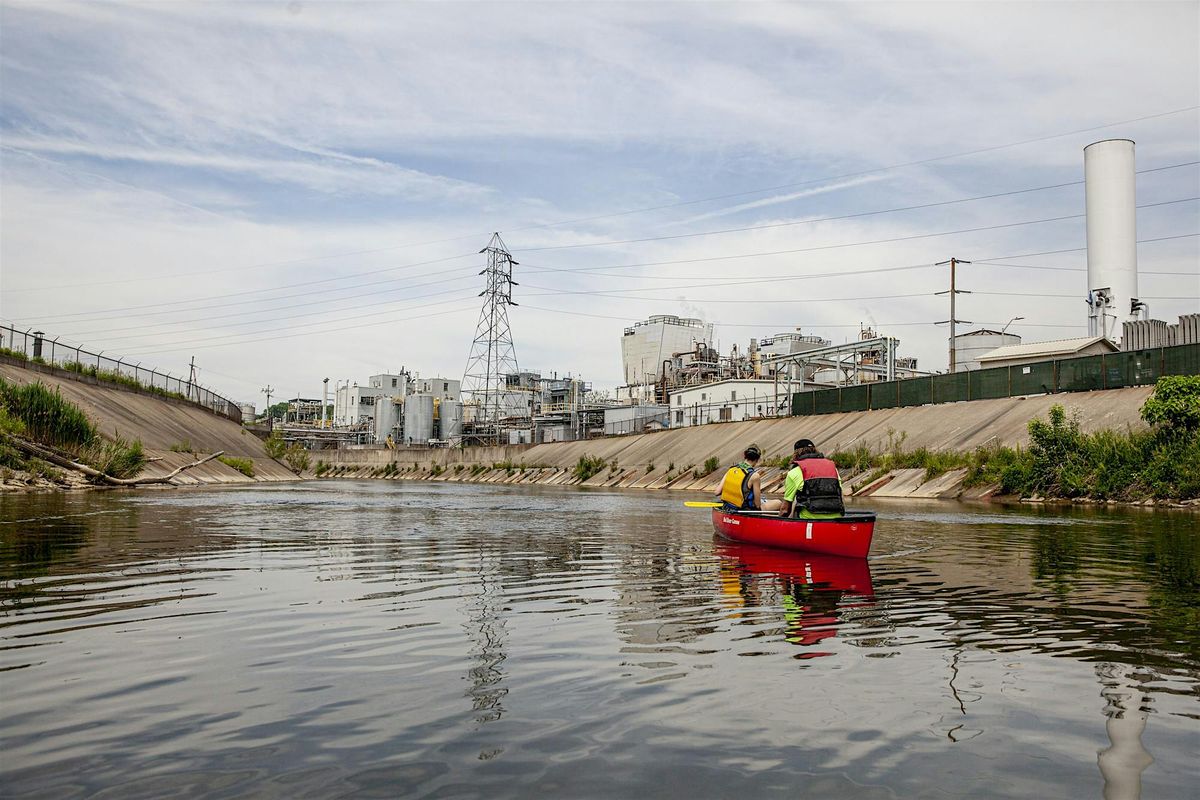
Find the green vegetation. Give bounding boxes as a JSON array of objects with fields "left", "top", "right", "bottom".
[
  {"left": 0, "top": 347, "right": 29, "bottom": 362},
  {"left": 218, "top": 456, "right": 255, "bottom": 477},
  {"left": 0, "top": 377, "right": 96, "bottom": 450},
  {"left": 284, "top": 443, "right": 311, "bottom": 473},
  {"left": 314, "top": 459, "right": 331, "bottom": 477},
  {"left": 702, "top": 456, "right": 720, "bottom": 476},
  {"left": 646, "top": 461, "right": 655, "bottom": 473},
  {"left": 263, "top": 431, "right": 287, "bottom": 459},
  {"left": 84, "top": 435, "right": 146, "bottom": 479},
  {"left": 169, "top": 440, "right": 194, "bottom": 453},
  {"left": 823, "top": 378, "right": 1200, "bottom": 502},
  {"left": 573, "top": 454, "right": 607, "bottom": 482},
  {"left": 0, "top": 378, "right": 146, "bottom": 480},
  {"left": 60, "top": 361, "right": 187, "bottom": 402}
]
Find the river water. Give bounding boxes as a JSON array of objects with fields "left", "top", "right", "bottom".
[{"left": 1, "top": 481, "right": 1197, "bottom": 799}]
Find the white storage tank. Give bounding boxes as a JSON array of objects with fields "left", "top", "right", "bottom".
[
  {"left": 238, "top": 403, "right": 256, "bottom": 424},
  {"left": 403, "top": 394, "right": 435, "bottom": 445},
  {"left": 1084, "top": 139, "right": 1140, "bottom": 343},
  {"left": 374, "top": 395, "right": 399, "bottom": 444},
  {"left": 438, "top": 399, "right": 462, "bottom": 442},
  {"left": 953, "top": 329, "right": 1022, "bottom": 371}
]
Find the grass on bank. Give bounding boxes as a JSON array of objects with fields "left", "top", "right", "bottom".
[
  {"left": 0, "top": 377, "right": 146, "bottom": 479},
  {"left": 218, "top": 456, "right": 255, "bottom": 478}
]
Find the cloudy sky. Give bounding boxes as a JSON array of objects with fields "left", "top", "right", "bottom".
[{"left": 1, "top": 1, "right": 1197, "bottom": 404}]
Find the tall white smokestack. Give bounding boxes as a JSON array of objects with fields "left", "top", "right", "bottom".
[{"left": 1084, "top": 139, "right": 1141, "bottom": 343}]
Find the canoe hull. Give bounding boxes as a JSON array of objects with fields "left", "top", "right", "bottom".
[{"left": 712, "top": 508, "right": 875, "bottom": 558}]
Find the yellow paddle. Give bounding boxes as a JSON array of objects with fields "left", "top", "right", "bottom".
[{"left": 684, "top": 501, "right": 722, "bottom": 508}]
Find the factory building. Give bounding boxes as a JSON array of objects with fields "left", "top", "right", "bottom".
[
  {"left": 413, "top": 377, "right": 461, "bottom": 402},
  {"left": 333, "top": 372, "right": 409, "bottom": 426},
  {"left": 618, "top": 315, "right": 714, "bottom": 403},
  {"left": 1121, "top": 313, "right": 1200, "bottom": 350},
  {"left": 756, "top": 332, "right": 830, "bottom": 380},
  {"left": 667, "top": 380, "right": 789, "bottom": 427}
]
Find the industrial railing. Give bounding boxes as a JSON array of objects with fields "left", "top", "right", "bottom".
[
  {"left": 0, "top": 323, "right": 244, "bottom": 423},
  {"left": 790, "top": 342, "right": 1200, "bottom": 417}
]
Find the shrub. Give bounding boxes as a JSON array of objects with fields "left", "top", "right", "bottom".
[
  {"left": 219, "top": 455, "right": 255, "bottom": 477},
  {"left": 701, "top": 456, "right": 720, "bottom": 476},
  {"left": 263, "top": 431, "right": 287, "bottom": 459},
  {"left": 573, "top": 454, "right": 607, "bottom": 481},
  {"left": 169, "top": 440, "right": 193, "bottom": 453},
  {"left": 1141, "top": 375, "right": 1200, "bottom": 433},
  {"left": 314, "top": 460, "right": 330, "bottom": 477},
  {"left": 284, "top": 443, "right": 310, "bottom": 473},
  {"left": 83, "top": 435, "right": 146, "bottom": 479}
]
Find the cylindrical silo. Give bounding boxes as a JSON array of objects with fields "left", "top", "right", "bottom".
[
  {"left": 374, "top": 395, "right": 398, "bottom": 444},
  {"left": 403, "top": 394, "right": 435, "bottom": 445},
  {"left": 238, "top": 403, "right": 256, "bottom": 424},
  {"left": 1084, "top": 139, "right": 1139, "bottom": 343},
  {"left": 438, "top": 399, "right": 462, "bottom": 442}
]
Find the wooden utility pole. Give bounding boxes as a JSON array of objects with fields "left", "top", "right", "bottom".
[
  {"left": 262, "top": 385, "right": 274, "bottom": 430},
  {"left": 935, "top": 257, "right": 972, "bottom": 373},
  {"left": 187, "top": 356, "right": 197, "bottom": 401}
]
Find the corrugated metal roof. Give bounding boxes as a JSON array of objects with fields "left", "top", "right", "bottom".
[{"left": 977, "top": 336, "right": 1118, "bottom": 362}]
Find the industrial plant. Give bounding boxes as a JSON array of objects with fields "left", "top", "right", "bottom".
[{"left": 259, "top": 139, "right": 1196, "bottom": 452}]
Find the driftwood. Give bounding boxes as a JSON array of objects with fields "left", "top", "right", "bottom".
[{"left": 6, "top": 436, "right": 224, "bottom": 486}]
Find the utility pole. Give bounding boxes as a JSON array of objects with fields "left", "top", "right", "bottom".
[
  {"left": 187, "top": 356, "right": 197, "bottom": 401},
  {"left": 935, "top": 257, "right": 972, "bottom": 373},
  {"left": 262, "top": 385, "right": 274, "bottom": 430}
]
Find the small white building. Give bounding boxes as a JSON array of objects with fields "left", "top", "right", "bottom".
[
  {"left": 976, "top": 336, "right": 1118, "bottom": 369},
  {"left": 667, "top": 380, "right": 788, "bottom": 428},
  {"left": 413, "top": 376, "right": 460, "bottom": 401},
  {"left": 334, "top": 373, "right": 409, "bottom": 426}
]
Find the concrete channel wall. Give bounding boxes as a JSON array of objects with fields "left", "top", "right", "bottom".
[
  {"left": 314, "top": 385, "right": 1153, "bottom": 500},
  {"left": 0, "top": 360, "right": 295, "bottom": 484}
]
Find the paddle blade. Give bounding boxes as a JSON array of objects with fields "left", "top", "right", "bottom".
[{"left": 684, "top": 501, "right": 722, "bottom": 508}]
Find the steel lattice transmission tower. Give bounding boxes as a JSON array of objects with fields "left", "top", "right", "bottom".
[{"left": 461, "top": 233, "right": 521, "bottom": 444}]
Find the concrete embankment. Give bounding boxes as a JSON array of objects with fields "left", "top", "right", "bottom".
[
  {"left": 0, "top": 359, "right": 294, "bottom": 485},
  {"left": 314, "top": 386, "right": 1153, "bottom": 500}
]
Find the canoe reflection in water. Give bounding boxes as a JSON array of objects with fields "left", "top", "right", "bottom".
[{"left": 715, "top": 540, "right": 874, "bottom": 658}]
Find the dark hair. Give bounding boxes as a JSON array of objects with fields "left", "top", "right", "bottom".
[{"left": 744, "top": 445, "right": 762, "bottom": 461}]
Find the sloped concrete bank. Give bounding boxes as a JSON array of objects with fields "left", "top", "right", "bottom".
[
  {"left": 312, "top": 386, "right": 1154, "bottom": 501},
  {"left": 0, "top": 360, "right": 294, "bottom": 487}
]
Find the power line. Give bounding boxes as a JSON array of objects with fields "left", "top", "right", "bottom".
[
  {"left": 499, "top": 105, "right": 1200, "bottom": 236},
  {"left": 58, "top": 270, "right": 483, "bottom": 340},
  {"left": 511, "top": 198, "right": 1197, "bottom": 276},
  {"left": 517, "top": 303, "right": 1089, "bottom": 330},
  {"left": 119, "top": 303, "right": 480, "bottom": 357},
  {"left": 13, "top": 251, "right": 479, "bottom": 324},
  {"left": 10, "top": 106, "right": 1196, "bottom": 295},
  {"left": 509, "top": 161, "right": 1199, "bottom": 254}
]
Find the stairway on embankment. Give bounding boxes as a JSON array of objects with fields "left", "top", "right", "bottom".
[
  {"left": 0, "top": 359, "right": 294, "bottom": 485},
  {"left": 313, "top": 385, "right": 1153, "bottom": 501}
]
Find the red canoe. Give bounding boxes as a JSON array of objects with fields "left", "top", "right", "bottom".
[{"left": 711, "top": 508, "right": 876, "bottom": 558}]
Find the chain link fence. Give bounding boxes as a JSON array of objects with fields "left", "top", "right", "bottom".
[
  {"left": 0, "top": 324, "right": 243, "bottom": 423},
  {"left": 791, "top": 342, "right": 1200, "bottom": 417}
]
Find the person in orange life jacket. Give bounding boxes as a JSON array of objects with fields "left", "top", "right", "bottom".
[
  {"left": 715, "top": 444, "right": 784, "bottom": 512},
  {"left": 779, "top": 439, "right": 845, "bottom": 517}
]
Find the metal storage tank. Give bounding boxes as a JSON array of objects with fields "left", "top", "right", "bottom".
[
  {"left": 403, "top": 394, "right": 435, "bottom": 445},
  {"left": 1085, "top": 139, "right": 1139, "bottom": 343},
  {"left": 374, "top": 395, "right": 399, "bottom": 444},
  {"left": 953, "top": 330, "right": 1022, "bottom": 371},
  {"left": 238, "top": 403, "right": 256, "bottom": 424},
  {"left": 438, "top": 399, "right": 462, "bottom": 442}
]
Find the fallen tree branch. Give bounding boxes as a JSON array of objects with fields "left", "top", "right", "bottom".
[{"left": 5, "top": 436, "right": 224, "bottom": 485}]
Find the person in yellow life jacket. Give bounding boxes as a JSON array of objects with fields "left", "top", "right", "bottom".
[
  {"left": 715, "top": 445, "right": 783, "bottom": 512},
  {"left": 780, "top": 439, "right": 845, "bottom": 517}
]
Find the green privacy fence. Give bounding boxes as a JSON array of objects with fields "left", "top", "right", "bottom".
[{"left": 791, "top": 342, "right": 1200, "bottom": 417}]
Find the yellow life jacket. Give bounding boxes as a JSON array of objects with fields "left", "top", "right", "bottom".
[{"left": 719, "top": 463, "right": 755, "bottom": 508}]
